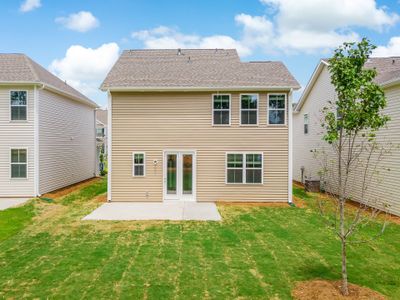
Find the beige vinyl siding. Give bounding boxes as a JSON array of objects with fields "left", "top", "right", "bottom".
[
  {"left": 38, "top": 88, "right": 96, "bottom": 194},
  {"left": 0, "top": 86, "right": 35, "bottom": 197},
  {"left": 111, "top": 91, "right": 289, "bottom": 202},
  {"left": 293, "top": 65, "right": 400, "bottom": 216}
]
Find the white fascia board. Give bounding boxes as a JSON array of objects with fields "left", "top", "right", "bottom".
[{"left": 101, "top": 86, "right": 301, "bottom": 92}]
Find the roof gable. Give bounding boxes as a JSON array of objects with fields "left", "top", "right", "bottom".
[{"left": 0, "top": 53, "right": 97, "bottom": 108}]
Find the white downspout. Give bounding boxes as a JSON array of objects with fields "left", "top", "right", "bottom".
[
  {"left": 107, "top": 90, "right": 112, "bottom": 202},
  {"left": 288, "top": 88, "right": 293, "bottom": 204},
  {"left": 94, "top": 109, "right": 98, "bottom": 177},
  {"left": 33, "top": 84, "right": 43, "bottom": 197}
]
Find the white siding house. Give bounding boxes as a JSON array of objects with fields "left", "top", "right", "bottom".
[
  {"left": 293, "top": 58, "right": 400, "bottom": 216},
  {"left": 0, "top": 54, "right": 98, "bottom": 198}
]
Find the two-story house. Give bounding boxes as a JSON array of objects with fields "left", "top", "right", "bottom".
[
  {"left": 0, "top": 53, "right": 98, "bottom": 198},
  {"left": 293, "top": 57, "right": 400, "bottom": 216},
  {"left": 101, "top": 49, "right": 300, "bottom": 203}
]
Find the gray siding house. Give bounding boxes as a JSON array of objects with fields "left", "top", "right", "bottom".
[
  {"left": 0, "top": 54, "right": 98, "bottom": 198},
  {"left": 293, "top": 57, "right": 400, "bottom": 216}
]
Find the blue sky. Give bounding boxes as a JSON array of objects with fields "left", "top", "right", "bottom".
[{"left": 1, "top": 0, "right": 400, "bottom": 107}]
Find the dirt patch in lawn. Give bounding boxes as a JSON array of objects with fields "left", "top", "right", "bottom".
[
  {"left": 42, "top": 177, "right": 102, "bottom": 199},
  {"left": 292, "top": 280, "right": 386, "bottom": 300}
]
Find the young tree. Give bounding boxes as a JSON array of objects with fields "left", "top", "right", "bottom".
[{"left": 318, "top": 38, "right": 391, "bottom": 295}]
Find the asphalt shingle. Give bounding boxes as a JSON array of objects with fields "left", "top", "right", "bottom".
[
  {"left": 101, "top": 49, "right": 300, "bottom": 89},
  {"left": 0, "top": 53, "right": 97, "bottom": 107}
]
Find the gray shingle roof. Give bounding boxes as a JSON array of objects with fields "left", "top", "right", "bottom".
[
  {"left": 0, "top": 53, "right": 97, "bottom": 107},
  {"left": 322, "top": 57, "right": 400, "bottom": 86},
  {"left": 101, "top": 49, "right": 300, "bottom": 90}
]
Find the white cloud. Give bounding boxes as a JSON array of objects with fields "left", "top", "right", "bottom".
[
  {"left": 131, "top": 0, "right": 398, "bottom": 55},
  {"left": 261, "top": 0, "right": 398, "bottom": 52},
  {"left": 55, "top": 11, "right": 100, "bottom": 33},
  {"left": 49, "top": 43, "right": 120, "bottom": 97},
  {"left": 132, "top": 26, "right": 252, "bottom": 56},
  {"left": 20, "top": 0, "right": 41, "bottom": 12},
  {"left": 373, "top": 37, "right": 400, "bottom": 56}
]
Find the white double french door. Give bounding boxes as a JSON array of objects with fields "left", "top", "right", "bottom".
[{"left": 163, "top": 151, "right": 196, "bottom": 201}]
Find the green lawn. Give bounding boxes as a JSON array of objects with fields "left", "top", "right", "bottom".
[{"left": 0, "top": 178, "right": 399, "bottom": 299}]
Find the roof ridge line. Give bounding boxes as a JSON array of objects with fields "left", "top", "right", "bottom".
[{"left": 23, "top": 55, "right": 40, "bottom": 82}]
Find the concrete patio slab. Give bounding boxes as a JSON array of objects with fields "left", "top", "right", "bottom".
[
  {"left": 82, "top": 201, "right": 221, "bottom": 221},
  {"left": 0, "top": 198, "right": 30, "bottom": 211}
]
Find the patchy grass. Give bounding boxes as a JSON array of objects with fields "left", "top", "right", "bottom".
[{"left": 0, "top": 178, "right": 399, "bottom": 299}]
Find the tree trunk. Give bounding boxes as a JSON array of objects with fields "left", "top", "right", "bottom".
[{"left": 340, "top": 200, "right": 349, "bottom": 296}]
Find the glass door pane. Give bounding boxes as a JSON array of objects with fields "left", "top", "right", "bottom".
[
  {"left": 167, "top": 154, "right": 177, "bottom": 194},
  {"left": 182, "top": 154, "right": 193, "bottom": 195}
]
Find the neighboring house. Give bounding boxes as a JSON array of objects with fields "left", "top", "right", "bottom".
[
  {"left": 0, "top": 54, "right": 98, "bottom": 198},
  {"left": 293, "top": 57, "right": 400, "bottom": 216},
  {"left": 101, "top": 49, "right": 300, "bottom": 202},
  {"left": 96, "top": 109, "right": 107, "bottom": 172}
]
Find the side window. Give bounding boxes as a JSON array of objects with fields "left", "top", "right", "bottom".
[
  {"left": 212, "top": 94, "right": 230, "bottom": 125},
  {"left": 10, "top": 91, "right": 27, "bottom": 121},
  {"left": 304, "top": 114, "right": 309, "bottom": 134},
  {"left": 132, "top": 152, "right": 145, "bottom": 176},
  {"left": 240, "top": 94, "right": 258, "bottom": 125},
  {"left": 11, "top": 149, "right": 27, "bottom": 178},
  {"left": 268, "top": 94, "right": 286, "bottom": 125},
  {"left": 226, "top": 153, "right": 263, "bottom": 184}
]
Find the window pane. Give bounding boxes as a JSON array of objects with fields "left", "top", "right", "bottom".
[
  {"left": 304, "top": 124, "right": 308, "bottom": 134},
  {"left": 134, "top": 165, "right": 144, "bottom": 176},
  {"left": 246, "top": 169, "right": 262, "bottom": 183},
  {"left": 167, "top": 154, "right": 177, "bottom": 194},
  {"left": 182, "top": 154, "right": 193, "bottom": 194},
  {"left": 246, "top": 154, "right": 262, "bottom": 168},
  {"left": 11, "top": 150, "right": 19, "bottom": 163},
  {"left": 227, "top": 154, "right": 242, "bottom": 168},
  {"left": 241, "top": 95, "right": 257, "bottom": 109},
  {"left": 227, "top": 169, "right": 243, "bottom": 183},
  {"left": 213, "top": 95, "right": 229, "bottom": 109},
  {"left": 241, "top": 111, "right": 257, "bottom": 125},
  {"left": 269, "top": 110, "right": 285, "bottom": 125},
  {"left": 19, "top": 149, "right": 27, "bottom": 163},
  {"left": 269, "top": 94, "right": 285, "bottom": 107},
  {"left": 134, "top": 154, "right": 144, "bottom": 164},
  {"left": 11, "top": 91, "right": 27, "bottom": 105},
  {"left": 214, "top": 111, "right": 229, "bottom": 125},
  {"left": 11, "top": 164, "right": 27, "bottom": 178},
  {"left": 11, "top": 107, "right": 27, "bottom": 121}
]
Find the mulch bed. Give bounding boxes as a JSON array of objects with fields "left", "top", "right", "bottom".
[{"left": 292, "top": 280, "right": 386, "bottom": 300}]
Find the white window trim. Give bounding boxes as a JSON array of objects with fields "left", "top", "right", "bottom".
[
  {"left": 212, "top": 94, "right": 231, "bottom": 126},
  {"left": 10, "top": 147, "right": 28, "bottom": 180},
  {"left": 304, "top": 113, "right": 309, "bottom": 135},
  {"left": 225, "top": 152, "right": 264, "bottom": 185},
  {"left": 267, "top": 93, "right": 287, "bottom": 126},
  {"left": 9, "top": 90, "right": 28, "bottom": 122},
  {"left": 132, "top": 152, "right": 146, "bottom": 177},
  {"left": 239, "top": 93, "right": 259, "bottom": 126}
]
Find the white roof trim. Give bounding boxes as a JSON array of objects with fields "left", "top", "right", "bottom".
[
  {"left": 294, "top": 59, "right": 329, "bottom": 113},
  {"left": 101, "top": 86, "right": 301, "bottom": 92}
]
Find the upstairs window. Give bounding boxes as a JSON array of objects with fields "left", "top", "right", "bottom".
[
  {"left": 132, "top": 152, "right": 145, "bottom": 176},
  {"left": 212, "top": 94, "right": 230, "bottom": 125},
  {"left": 226, "top": 153, "right": 263, "bottom": 184},
  {"left": 10, "top": 91, "right": 27, "bottom": 121},
  {"left": 268, "top": 94, "right": 286, "bottom": 125},
  {"left": 240, "top": 94, "right": 258, "bottom": 125},
  {"left": 304, "top": 114, "right": 309, "bottom": 134},
  {"left": 11, "top": 149, "right": 27, "bottom": 178}
]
